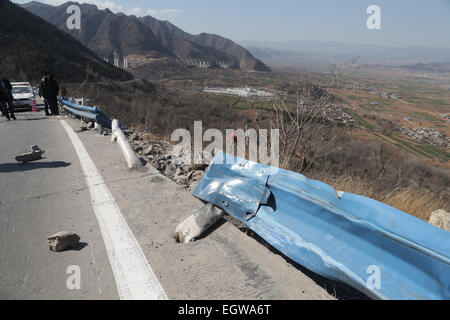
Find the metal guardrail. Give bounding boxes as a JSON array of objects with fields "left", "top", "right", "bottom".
[
  {"left": 194, "top": 150, "right": 450, "bottom": 300},
  {"left": 59, "top": 98, "right": 142, "bottom": 169},
  {"left": 58, "top": 97, "right": 112, "bottom": 129}
]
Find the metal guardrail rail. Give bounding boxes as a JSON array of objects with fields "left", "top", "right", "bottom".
[
  {"left": 58, "top": 97, "right": 112, "bottom": 129},
  {"left": 193, "top": 150, "right": 450, "bottom": 300},
  {"left": 59, "top": 98, "right": 142, "bottom": 169}
]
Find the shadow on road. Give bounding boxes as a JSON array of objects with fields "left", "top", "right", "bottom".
[
  {"left": 0, "top": 161, "right": 71, "bottom": 173},
  {"left": 68, "top": 242, "right": 88, "bottom": 251}
]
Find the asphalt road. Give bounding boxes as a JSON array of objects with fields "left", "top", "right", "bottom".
[{"left": 0, "top": 110, "right": 117, "bottom": 299}]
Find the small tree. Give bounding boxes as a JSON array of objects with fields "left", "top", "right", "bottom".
[{"left": 271, "top": 59, "right": 358, "bottom": 171}]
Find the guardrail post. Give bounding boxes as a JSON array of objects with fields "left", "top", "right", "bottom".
[{"left": 111, "top": 119, "right": 144, "bottom": 169}]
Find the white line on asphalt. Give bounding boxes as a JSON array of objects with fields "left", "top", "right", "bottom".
[{"left": 60, "top": 120, "right": 167, "bottom": 300}]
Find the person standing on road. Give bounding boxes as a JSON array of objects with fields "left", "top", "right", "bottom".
[
  {"left": 0, "top": 87, "right": 4, "bottom": 117},
  {"left": 39, "top": 72, "right": 50, "bottom": 116},
  {"left": 48, "top": 74, "right": 60, "bottom": 116},
  {"left": 39, "top": 72, "right": 59, "bottom": 116},
  {"left": 0, "top": 72, "right": 17, "bottom": 121}
]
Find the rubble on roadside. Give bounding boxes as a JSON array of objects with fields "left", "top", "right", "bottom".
[
  {"left": 73, "top": 122, "right": 111, "bottom": 136},
  {"left": 127, "top": 131, "right": 208, "bottom": 191}
]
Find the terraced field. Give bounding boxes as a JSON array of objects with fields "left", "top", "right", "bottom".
[{"left": 334, "top": 70, "right": 450, "bottom": 167}]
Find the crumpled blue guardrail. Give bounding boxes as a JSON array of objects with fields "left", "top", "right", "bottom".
[
  {"left": 58, "top": 97, "right": 112, "bottom": 129},
  {"left": 193, "top": 150, "right": 450, "bottom": 300}
]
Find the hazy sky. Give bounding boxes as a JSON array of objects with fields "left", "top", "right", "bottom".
[{"left": 13, "top": 0, "right": 450, "bottom": 48}]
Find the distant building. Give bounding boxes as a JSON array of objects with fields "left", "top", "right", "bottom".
[
  {"left": 203, "top": 86, "right": 275, "bottom": 98},
  {"left": 125, "top": 54, "right": 156, "bottom": 68}
]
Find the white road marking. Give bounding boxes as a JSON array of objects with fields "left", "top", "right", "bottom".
[{"left": 60, "top": 120, "right": 167, "bottom": 300}]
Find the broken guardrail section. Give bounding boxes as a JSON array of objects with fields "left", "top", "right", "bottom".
[
  {"left": 175, "top": 203, "right": 226, "bottom": 243},
  {"left": 193, "top": 150, "right": 450, "bottom": 300},
  {"left": 58, "top": 97, "right": 112, "bottom": 129}
]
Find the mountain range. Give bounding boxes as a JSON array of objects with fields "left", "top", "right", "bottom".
[
  {"left": 22, "top": 1, "right": 271, "bottom": 73},
  {"left": 0, "top": 0, "right": 132, "bottom": 82}
]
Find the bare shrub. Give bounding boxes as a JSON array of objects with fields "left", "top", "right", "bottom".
[{"left": 271, "top": 60, "right": 356, "bottom": 171}]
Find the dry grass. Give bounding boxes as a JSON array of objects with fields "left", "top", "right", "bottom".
[
  {"left": 317, "top": 175, "right": 449, "bottom": 221},
  {"left": 382, "top": 188, "right": 448, "bottom": 221}
]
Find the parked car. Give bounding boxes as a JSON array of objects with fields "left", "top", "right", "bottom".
[{"left": 11, "top": 82, "right": 36, "bottom": 111}]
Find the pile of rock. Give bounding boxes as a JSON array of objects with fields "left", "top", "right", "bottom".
[{"left": 127, "top": 131, "right": 208, "bottom": 190}]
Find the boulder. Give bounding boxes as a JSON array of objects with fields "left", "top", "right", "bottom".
[
  {"left": 152, "top": 144, "right": 162, "bottom": 155},
  {"left": 174, "top": 175, "right": 189, "bottom": 185},
  {"left": 15, "top": 145, "right": 45, "bottom": 163},
  {"left": 164, "top": 166, "right": 175, "bottom": 177},
  {"left": 174, "top": 204, "right": 225, "bottom": 243},
  {"left": 192, "top": 163, "right": 209, "bottom": 171},
  {"left": 174, "top": 167, "right": 183, "bottom": 178},
  {"left": 134, "top": 146, "right": 144, "bottom": 154},
  {"left": 191, "top": 170, "right": 204, "bottom": 182},
  {"left": 75, "top": 126, "right": 89, "bottom": 133},
  {"left": 47, "top": 231, "right": 81, "bottom": 252},
  {"left": 181, "top": 164, "right": 193, "bottom": 172},
  {"left": 143, "top": 145, "right": 155, "bottom": 156},
  {"left": 429, "top": 209, "right": 450, "bottom": 231}
]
